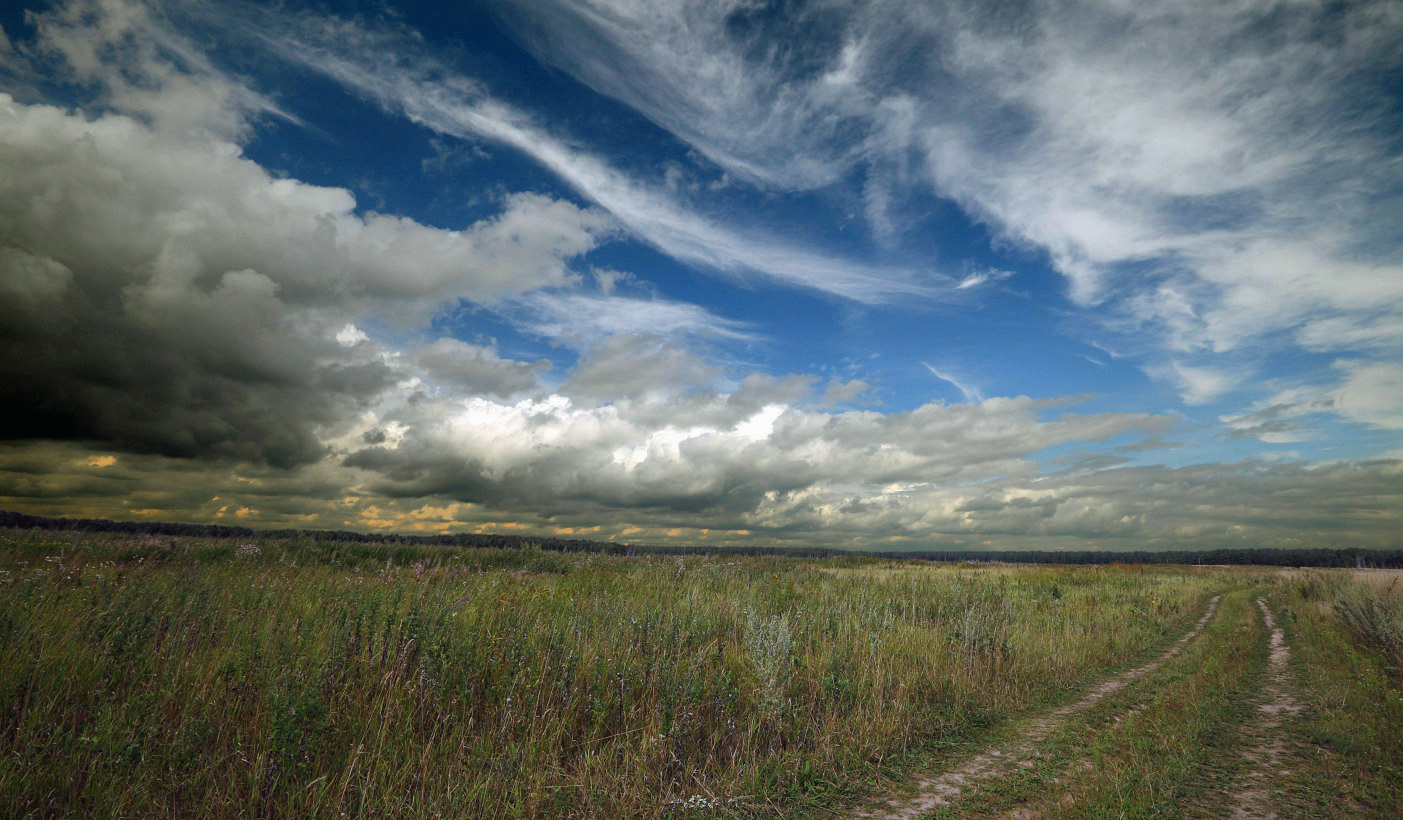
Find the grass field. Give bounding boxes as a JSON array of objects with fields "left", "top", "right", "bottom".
[{"left": 1, "top": 529, "right": 1399, "bottom": 818}]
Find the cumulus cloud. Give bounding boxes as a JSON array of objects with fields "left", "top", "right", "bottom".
[
  {"left": 0, "top": 91, "right": 610, "bottom": 464},
  {"left": 335, "top": 389, "right": 1177, "bottom": 527},
  {"left": 0, "top": 2, "right": 615, "bottom": 466},
  {"left": 818, "top": 378, "right": 871, "bottom": 407},
  {"left": 564, "top": 335, "right": 720, "bottom": 401},
  {"left": 410, "top": 338, "right": 549, "bottom": 398}
]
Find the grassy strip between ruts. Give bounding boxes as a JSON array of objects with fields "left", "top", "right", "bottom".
[{"left": 921, "top": 588, "right": 1267, "bottom": 818}]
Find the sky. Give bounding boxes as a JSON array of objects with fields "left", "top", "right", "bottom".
[{"left": 0, "top": 0, "right": 1400, "bottom": 551}]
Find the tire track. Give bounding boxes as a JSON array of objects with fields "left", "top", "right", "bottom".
[
  {"left": 1224, "top": 598, "right": 1302, "bottom": 820},
  {"left": 854, "top": 594, "right": 1223, "bottom": 819}
]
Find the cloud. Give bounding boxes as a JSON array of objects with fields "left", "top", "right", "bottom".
[
  {"left": 489, "top": 0, "right": 876, "bottom": 191},
  {"left": 17, "top": 0, "right": 299, "bottom": 140},
  {"left": 1163, "top": 362, "right": 1236, "bottom": 406},
  {"left": 1333, "top": 361, "right": 1403, "bottom": 431},
  {"left": 410, "top": 338, "right": 549, "bottom": 398},
  {"left": 503, "top": 291, "right": 756, "bottom": 344},
  {"left": 954, "top": 268, "right": 1012, "bottom": 290},
  {"left": 1219, "top": 399, "right": 1333, "bottom": 444},
  {"left": 1219, "top": 360, "right": 1403, "bottom": 438},
  {"left": 223, "top": 5, "right": 943, "bottom": 304},
  {"left": 330, "top": 389, "right": 1176, "bottom": 529},
  {"left": 923, "top": 363, "right": 983, "bottom": 403},
  {"left": 1297, "top": 314, "right": 1403, "bottom": 354},
  {"left": 3, "top": 0, "right": 1400, "bottom": 553},
  {"left": 493, "top": 0, "right": 1403, "bottom": 393},
  {"left": 818, "top": 378, "right": 871, "bottom": 407},
  {"left": 923, "top": 459, "right": 1403, "bottom": 549},
  {"left": 0, "top": 8, "right": 613, "bottom": 466},
  {"left": 9, "top": 437, "right": 1401, "bottom": 551},
  {"left": 563, "top": 335, "right": 719, "bottom": 401}
]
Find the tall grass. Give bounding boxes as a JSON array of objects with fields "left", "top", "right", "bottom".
[
  {"left": 1333, "top": 577, "right": 1403, "bottom": 661},
  {"left": 1252, "top": 571, "right": 1403, "bottom": 814},
  {"left": 0, "top": 529, "right": 1220, "bottom": 818}
]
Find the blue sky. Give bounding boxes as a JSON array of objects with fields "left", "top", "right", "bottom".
[{"left": 0, "top": 0, "right": 1400, "bottom": 549}]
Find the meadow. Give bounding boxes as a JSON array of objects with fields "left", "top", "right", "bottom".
[{"left": 1, "top": 529, "right": 1398, "bottom": 818}]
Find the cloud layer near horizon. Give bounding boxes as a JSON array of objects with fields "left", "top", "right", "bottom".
[{"left": 1, "top": 0, "right": 1400, "bottom": 550}]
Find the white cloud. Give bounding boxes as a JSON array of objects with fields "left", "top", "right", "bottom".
[
  {"left": 923, "top": 363, "right": 983, "bottom": 403},
  {"left": 233, "top": 9, "right": 942, "bottom": 304},
  {"left": 1164, "top": 362, "right": 1236, "bottom": 406},
  {"left": 955, "top": 268, "right": 1012, "bottom": 290},
  {"left": 1219, "top": 401, "right": 1320, "bottom": 445},
  {"left": 494, "top": 0, "right": 1403, "bottom": 399},
  {"left": 334, "top": 324, "right": 370, "bottom": 347},
  {"left": 21, "top": 0, "right": 299, "bottom": 140},
  {"left": 505, "top": 291, "right": 756, "bottom": 343},
  {"left": 818, "top": 378, "right": 871, "bottom": 407},
  {"left": 1334, "top": 361, "right": 1403, "bottom": 430},
  {"left": 347, "top": 388, "right": 1177, "bottom": 521},
  {"left": 1297, "top": 314, "right": 1403, "bottom": 354},
  {"left": 564, "top": 335, "right": 719, "bottom": 401},
  {"left": 1217, "top": 359, "right": 1403, "bottom": 440}
]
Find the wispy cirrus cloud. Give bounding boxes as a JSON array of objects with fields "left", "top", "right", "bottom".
[
  {"left": 225, "top": 8, "right": 941, "bottom": 304},
  {"left": 502, "top": 290, "right": 758, "bottom": 344},
  {"left": 923, "top": 363, "right": 982, "bottom": 404},
  {"left": 492, "top": 0, "right": 1403, "bottom": 408}
]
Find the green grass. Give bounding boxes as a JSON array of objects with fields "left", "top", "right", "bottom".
[
  {"left": 0, "top": 529, "right": 1221, "bottom": 818},
  {"left": 916, "top": 572, "right": 1403, "bottom": 819},
  {"left": 915, "top": 589, "right": 1263, "bottom": 818},
  {"left": 1269, "top": 571, "right": 1403, "bottom": 816},
  {"left": 1040, "top": 590, "right": 1266, "bottom": 818},
  {"left": 4, "top": 530, "right": 1398, "bottom": 818}
]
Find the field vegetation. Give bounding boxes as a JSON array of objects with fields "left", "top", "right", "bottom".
[{"left": 0, "top": 528, "right": 1398, "bottom": 818}]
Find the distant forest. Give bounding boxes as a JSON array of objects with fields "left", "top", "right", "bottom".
[{"left": 2, "top": 509, "right": 1400, "bottom": 568}]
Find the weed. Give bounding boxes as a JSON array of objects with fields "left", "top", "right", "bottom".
[{"left": 1334, "top": 580, "right": 1403, "bottom": 660}]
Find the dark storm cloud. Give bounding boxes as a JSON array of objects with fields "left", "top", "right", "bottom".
[{"left": 0, "top": 1, "right": 612, "bottom": 466}]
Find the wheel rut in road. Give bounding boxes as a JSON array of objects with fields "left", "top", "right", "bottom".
[
  {"left": 853, "top": 594, "right": 1224, "bottom": 820},
  {"left": 1224, "top": 597, "right": 1303, "bottom": 820}
]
